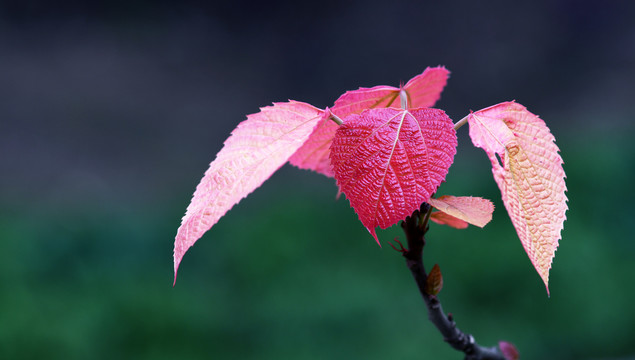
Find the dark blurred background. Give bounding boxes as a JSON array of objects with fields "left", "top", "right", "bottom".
[{"left": 1, "top": 0, "right": 634, "bottom": 359}]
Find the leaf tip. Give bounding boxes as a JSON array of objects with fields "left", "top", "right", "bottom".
[
  {"left": 173, "top": 252, "right": 183, "bottom": 287},
  {"left": 435, "top": 65, "right": 451, "bottom": 75},
  {"left": 367, "top": 227, "right": 381, "bottom": 247},
  {"left": 173, "top": 231, "right": 191, "bottom": 287}
]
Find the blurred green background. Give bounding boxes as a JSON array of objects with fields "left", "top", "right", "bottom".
[{"left": 1, "top": 1, "right": 634, "bottom": 359}]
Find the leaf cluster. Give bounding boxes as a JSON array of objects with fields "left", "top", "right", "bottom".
[{"left": 173, "top": 66, "right": 567, "bottom": 294}]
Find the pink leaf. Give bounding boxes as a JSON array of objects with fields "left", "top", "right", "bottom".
[
  {"left": 331, "top": 85, "right": 403, "bottom": 117},
  {"left": 332, "top": 66, "right": 450, "bottom": 116},
  {"left": 430, "top": 211, "right": 469, "bottom": 229},
  {"left": 402, "top": 66, "right": 451, "bottom": 108},
  {"left": 290, "top": 67, "right": 450, "bottom": 177},
  {"left": 428, "top": 195, "right": 494, "bottom": 228},
  {"left": 330, "top": 107, "right": 457, "bottom": 243},
  {"left": 467, "top": 102, "right": 567, "bottom": 294},
  {"left": 288, "top": 109, "right": 338, "bottom": 177},
  {"left": 174, "top": 101, "right": 324, "bottom": 283}
]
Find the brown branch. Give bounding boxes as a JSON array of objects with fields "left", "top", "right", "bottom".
[{"left": 396, "top": 203, "right": 507, "bottom": 360}]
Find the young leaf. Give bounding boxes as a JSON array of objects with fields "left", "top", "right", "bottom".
[
  {"left": 330, "top": 84, "right": 402, "bottom": 117},
  {"left": 425, "top": 264, "right": 444, "bottom": 296},
  {"left": 401, "top": 66, "right": 451, "bottom": 109},
  {"left": 430, "top": 211, "right": 469, "bottom": 229},
  {"left": 174, "top": 101, "right": 324, "bottom": 283},
  {"left": 467, "top": 102, "right": 567, "bottom": 294},
  {"left": 289, "top": 67, "right": 449, "bottom": 177},
  {"left": 499, "top": 341, "right": 520, "bottom": 360},
  {"left": 428, "top": 195, "right": 494, "bottom": 228},
  {"left": 330, "top": 107, "right": 457, "bottom": 243},
  {"left": 332, "top": 66, "right": 450, "bottom": 115}
]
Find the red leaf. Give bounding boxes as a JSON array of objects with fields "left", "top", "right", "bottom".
[
  {"left": 468, "top": 102, "right": 567, "bottom": 294},
  {"left": 429, "top": 211, "right": 469, "bottom": 229},
  {"left": 428, "top": 195, "right": 494, "bottom": 228},
  {"left": 290, "top": 67, "right": 449, "bottom": 177},
  {"left": 330, "top": 107, "right": 457, "bottom": 242},
  {"left": 174, "top": 101, "right": 324, "bottom": 283},
  {"left": 425, "top": 264, "right": 444, "bottom": 295}
]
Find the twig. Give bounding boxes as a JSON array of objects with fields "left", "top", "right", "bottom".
[{"left": 397, "top": 203, "right": 507, "bottom": 360}]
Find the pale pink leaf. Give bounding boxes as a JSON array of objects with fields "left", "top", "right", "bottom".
[
  {"left": 288, "top": 87, "right": 399, "bottom": 177},
  {"left": 428, "top": 195, "right": 494, "bottom": 228},
  {"left": 468, "top": 101, "right": 567, "bottom": 294},
  {"left": 430, "top": 211, "right": 469, "bottom": 229},
  {"left": 330, "top": 107, "right": 457, "bottom": 243},
  {"left": 174, "top": 101, "right": 324, "bottom": 283},
  {"left": 291, "top": 67, "right": 450, "bottom": 177}
]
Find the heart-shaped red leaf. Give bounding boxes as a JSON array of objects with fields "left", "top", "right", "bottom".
[
  {"left": 290, "top": 67, "right": 449, "bottom": 177},
  {"left": 330, "top": 107, "right": 457, "bottom": 242}
]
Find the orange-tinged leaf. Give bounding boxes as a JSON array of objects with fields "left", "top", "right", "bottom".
[
  {"left": 430, "top": 211, "right": 469, "bottom": 229},
  {"left": 428, "top": 195, "right": 494, "bottom": 228},
  {"left": 331, "top": 85, "right": 402, "bottom": 117},
  {"left": 290, "top": 67, "right": 449, "bottom": 177},
  {"left": 467, "top": 102, "right": 567, "bottom": 294},
  {"left": 174, "top": 101, "right": 324, "bottom": 283},
  {"left": 332, "top": 66, "right": 449, "bottom": 115},
  {"left": 330, "top": 107, "right": 457, "bottom": 243}
]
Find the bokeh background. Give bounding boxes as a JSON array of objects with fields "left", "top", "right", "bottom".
[{"left": 1, "top": 0, "right": 634, "bottom": 359}]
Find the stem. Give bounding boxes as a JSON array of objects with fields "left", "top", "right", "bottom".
[
  {"left": 329, "top": 113, "right": 343, "bottom": 126},
  {"left": 453, "top": 115, "right": 468, "bottom": 131},
  {"left": 397, "top": 203, "right": 506, "bottom": 360},
  {"left": 400, "top": 89, "right": 408, "bottom": 109}
]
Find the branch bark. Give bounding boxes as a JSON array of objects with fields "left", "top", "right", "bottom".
[{"left": 396, "top": 203, "right": 508, "bottom": 360}]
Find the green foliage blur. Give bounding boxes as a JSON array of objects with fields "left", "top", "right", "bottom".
[{"left": 2, "top": 128, "right": 634, "bottom": 360}]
